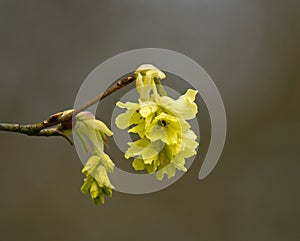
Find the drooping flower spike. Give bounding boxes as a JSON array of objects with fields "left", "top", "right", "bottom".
[
  {"left": 115, "top": 64, "right": 199, "bottom": 180},
  {"left": 61, "top": 110, "right": 115, "bottom": 205}
]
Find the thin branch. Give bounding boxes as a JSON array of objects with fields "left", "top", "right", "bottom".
[
  {"left": 0, "top": 74, "right": 136, "bottom": 144},
  {"left": 0, "top": 123, "right": 73, "bottom": 145},
  {"left": 43, "top": 74, "right": 136, "bottom": 128},
  {"left": 0, "top": 123, "right": 45, "bottom": 135},
  {"left": 74, "top": 75, "right": 135, "bottom": 115}
]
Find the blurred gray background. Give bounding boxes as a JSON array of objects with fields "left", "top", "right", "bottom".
[{"left": 0, "top": 1, "right": 299, "bottom": 241}]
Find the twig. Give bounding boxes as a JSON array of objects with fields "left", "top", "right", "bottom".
[{"left": 0, "top": 74, "right": 136, "bottom": 144}]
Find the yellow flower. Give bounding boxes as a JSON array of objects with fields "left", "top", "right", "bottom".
[
  {"left": 62, "top": 110, "right": 115, "bottom": 205},
  {"left": 146, "top": 112, "right": 182, "bottom": 145},
  {"left": 115, "top": 65, "right": 199, "bottom": 180},
  {"left": 135, "top": 64, "right": 166, "bottom": 101},
  {"left": 156, "top": 89, "right": 198, "bottom": 119}
]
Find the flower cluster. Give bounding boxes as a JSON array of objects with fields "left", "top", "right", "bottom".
[
  {"left": 61, "top": 110, "right": 114, "bottom": 205},
  {"left": 115, "top": 65, "right": 199, "bottom": 180}
]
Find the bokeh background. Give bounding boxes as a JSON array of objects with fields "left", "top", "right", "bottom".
[{"left": 0, "top": 1, "right": 299, "bottom": 241}]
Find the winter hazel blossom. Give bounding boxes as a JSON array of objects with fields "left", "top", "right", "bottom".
[
  {"left": 115, "top": 64, "right": 199, "bottom": 180},
  {"left": 62, "top": 110, "right": 115, "bottom": 205},
  {"left": 60, "top": 64, "right": 199, "bottom": 205}
]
